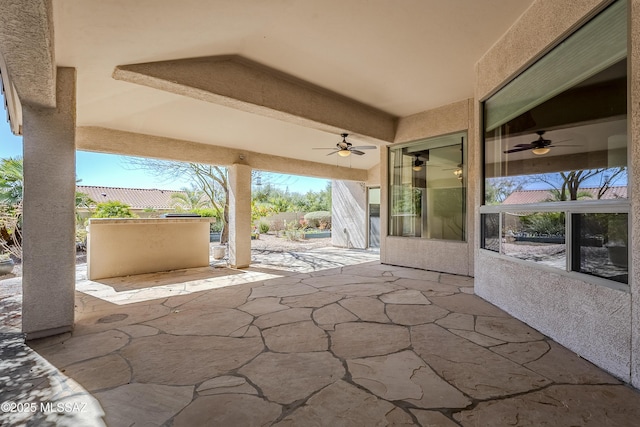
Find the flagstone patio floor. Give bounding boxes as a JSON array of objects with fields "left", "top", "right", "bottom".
[{"left": 2, "top": 248, "right": 640, "bottom": 426}]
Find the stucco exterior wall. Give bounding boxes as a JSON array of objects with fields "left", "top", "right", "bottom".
[
  {"left": 332, "top": 180, "right": 367, "bottom": 249},
  {"left": 475, "top": 0, "right": 636, "bottom": 385},
  {"left": 380, "top": 99, "right": 475, "bottom": 276},
  {"left": 87, "top": 218, "right": 211, "bottom": 280}
]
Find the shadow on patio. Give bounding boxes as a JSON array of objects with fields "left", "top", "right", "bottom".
[{"left": 2, "top": 247, "right": 640, "bottom": 426}]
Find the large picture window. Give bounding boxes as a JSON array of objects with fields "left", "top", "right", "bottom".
[
  {"left": 481, "top": 0, "right": 628, "bottom": 290},
  {"left": 389, "top": 132, "right": 466, "bottom": 241}
]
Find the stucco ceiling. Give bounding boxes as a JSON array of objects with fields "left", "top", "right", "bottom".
[{"left": 53, "top": 0, "right": 534, "bottom": 173}]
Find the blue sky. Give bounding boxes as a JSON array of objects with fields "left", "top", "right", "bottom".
[{"left": 0, "top": 120, "right": 329, "bottom": 193}]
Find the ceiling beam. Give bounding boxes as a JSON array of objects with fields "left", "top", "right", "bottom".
[
  {"left": 113, "top": 55, "right": 397, "bottom": 144},
  {"left": 0, "top": 0, "right": 56, "bottom": 110},
  {"left": 76, "top": 126, "right": 368, "bottom": 182}
]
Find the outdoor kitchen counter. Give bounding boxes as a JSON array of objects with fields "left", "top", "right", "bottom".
[{"left": 87, "top": 217, "right": 214, "bottom": 280}]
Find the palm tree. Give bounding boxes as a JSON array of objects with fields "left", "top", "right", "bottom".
[
  {"left": 170, "top": 185, "right": 207, "bottom": 212},
  {"left": 0, "top": 157, "right": 23, "bottom": 206}
]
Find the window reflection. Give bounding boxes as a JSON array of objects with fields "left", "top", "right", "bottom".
[
  {"left": 484, "top": 60, "right": 627, "bottom": 206},
  {"left": 389, "top": 133, "right": 466, "bottom": 241},
  {"left": 572, "top": 213, "right": 628, "bottom": 284},
  {"left": 480, "top": 214, "right": 499, "bottom": 252},
  {"left": 502, "top": 212, "right": 566, "bottom": 268}
]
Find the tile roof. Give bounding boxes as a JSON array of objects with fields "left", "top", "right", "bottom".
[
  {"left": 77, "top": 185, "right": 186, "bottom": 210},
  {"left": 502, "top": 186, "right": 627, "bottom": 205}
]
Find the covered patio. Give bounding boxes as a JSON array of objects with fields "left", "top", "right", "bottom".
[
  {"left": 3, "top": 253, "right": 640, "bottom": 426},
  {"left": 2, "top": 1, "right": 640, "bottom": 424}
]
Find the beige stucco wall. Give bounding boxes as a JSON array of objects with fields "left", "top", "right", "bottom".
[
  {"left": 87, "top": 218, "right": 211, "bottom": 280},
  {"left": 77, "top": 127, "right": 368, "bottom": 183},
  {"left": 474, "top": 0, "right": 636, "bottom": 384},
  {"left": 380, "top": 99, "right": 475, "bottom": 276}
]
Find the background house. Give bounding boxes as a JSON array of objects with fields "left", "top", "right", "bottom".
[{"left": 76, "top": 185, "right": 185, "bottom": 218}]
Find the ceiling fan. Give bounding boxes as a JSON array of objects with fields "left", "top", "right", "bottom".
[
  {"left": 313, "top": 133, "right": 377, "bottom": 157},
  {"left": 504, "top": 130, "right": 571, "bottom": 155}
]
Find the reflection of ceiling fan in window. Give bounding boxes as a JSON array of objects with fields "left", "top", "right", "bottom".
[
  {"left": 503, "top": 130, "right": 573, "bottom": 155},
  {"left": 412, "top": 152, "right": 428, "bottom": 171},
  {"left": 313, "top": 133, "right": 377, "bottom": 157}
]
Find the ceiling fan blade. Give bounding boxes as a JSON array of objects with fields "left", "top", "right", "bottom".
[
  {"left": 548, "top": 144, "right": 581, "bottom": 148},
  {"left": 504, "top": 146, "right": 534, "bottom": 154},
  {"left": 350, "top": 150, "right": 366, "bottom": 156},
  {"left": 513, "top": 143, "right": 533, "bottom": 148},
  {"left": 351, "top": 145, "right": 377, "bottom": 150},
  {"left": 325, "top": 150, "right": 340, "bottom": 156}
]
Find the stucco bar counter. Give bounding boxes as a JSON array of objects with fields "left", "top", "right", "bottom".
[{"left": 87, "top": 217, "right": 213, "bottom": 280}]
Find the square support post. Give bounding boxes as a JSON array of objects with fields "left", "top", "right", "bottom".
[
  {"left": 228, "top": 163, "right": 252, "bottom": 268},
  {"left": 21, "top": 67, "right": 77, "bottom": 339}
]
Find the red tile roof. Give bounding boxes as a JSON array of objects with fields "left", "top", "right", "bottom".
[
  {"left": 502, "top": 186, "right": 627, "bottom": 204},
  {"left": 77, "top": 185, "right": 186, "bottom": 210}
]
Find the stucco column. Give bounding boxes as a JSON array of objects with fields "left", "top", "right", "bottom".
[
  {"left": 21, "top": 67, "right": 77, "bottom": 339},
  {"left": 228, "top": 163, "right": 252, "bottom": 268}
]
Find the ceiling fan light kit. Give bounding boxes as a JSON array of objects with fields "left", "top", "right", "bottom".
[
  {"left": 503, "top": 130, "right": 572, "bottom": 156},
  {"left": 531, "top": 147, "right": 550, "bottom": 155},
  {"left": 338, "top": 149, "right": 351, "bottom": 157}
]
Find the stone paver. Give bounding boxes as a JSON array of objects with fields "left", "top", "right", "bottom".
[
  {"left": 380, "top": 289, "right": 431, "bottom": 305},
  {"left": 348, "top": 350, "right": 471, "bottom": 409},
  {"left": 173, "top": 394, "right": 281, "bottom": 427},
  {"left": 3, "top": 252, "right": 640, "bottom": 426},
  {"left": 312, "top": 303, "right": 358, "bottom": 330},
  {"left": 275, "top": 380, "right": 415, "bottom": 426},
  {"left": 120, "top": 334, "right": 264, "bottom": 385},
  {"left": 411, "top": 324, "right": 551, "bottom": 399},
  {"left": 330, "top": 322, "right": 411, "bottom": 359},
  {"left": 239, "top": 352, "right": 344, "bottom": 405},
  {"left": 490, "top": 341, "right": 550, "bottom": 364},
  {"left": 339, "top": 296, "right": 390, "bottom": 323},
  {"left": 455, "top": 384, "right": 640, "bottom": 427},
  {"left": 196, "top": 376, "right": 257, "bottom": 396},
  {"left": 386, "top": 303, "right": 449, "bottom": 326},
  {"left": 95, "top": 383, "right": 193, "bottom": 426},
  {"left": 263, "top": 321, "right": 328, "bottom": 352},
  {"left": 62, "top": 354, "right": 131, "bottom": 392}
]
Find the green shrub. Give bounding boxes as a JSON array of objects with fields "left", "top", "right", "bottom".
[
  {"left": 258, "top": 220, "right": 270, "bottom": 234},
  {"left": 521, "top": 212, "right": 565, "bottom": 235},
  {"left": 304, "top": 211, "right": 331, "bottom": 230},
  {"left": 190, "top": 208, "right": 223, "bottom": 232},
  {"left": 92, "top": 201, "right": 137, "bottom": 218}
]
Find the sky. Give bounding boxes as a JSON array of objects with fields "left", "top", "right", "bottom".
[{"left": 0, "top": 120, "right": 329, "bottom": 194}]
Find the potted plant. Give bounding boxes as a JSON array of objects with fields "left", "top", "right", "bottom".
[{"left": 0, "top": 252, "right": 14, "bottom": 275}]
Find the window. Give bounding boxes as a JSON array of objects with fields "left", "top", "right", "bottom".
[
  {"left": 480, "top": 0, "right": 628, "bottom": 290},
  {"left": 389, "top": 132, "right": 466, "bottom": 241}
]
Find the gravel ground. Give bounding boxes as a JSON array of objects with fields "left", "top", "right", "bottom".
[{"left": 249, "top": 233, "right": 332, "bottom": 252}]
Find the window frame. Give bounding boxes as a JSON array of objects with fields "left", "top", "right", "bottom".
[
  {"left": 479, "top": 0, "right": 630, "bottom": 292},
  {"left": 388, "top": 131, "right": 468, "bottom": 242}
]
